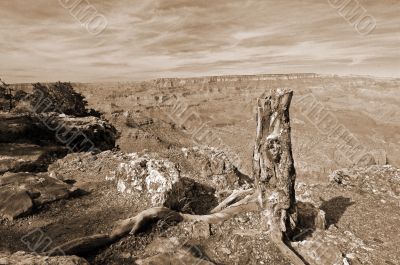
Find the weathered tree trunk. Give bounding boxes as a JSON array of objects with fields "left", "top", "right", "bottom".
[{"left": 253, "top": 88, "right": 297, "bottom": 239}]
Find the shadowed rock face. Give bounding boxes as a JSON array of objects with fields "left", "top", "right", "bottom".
[
  {"left": 0, "top": 113, "right": 117, "bottom": 152},
  {"left": 0, "top": 112, "right": 117, "bottom": 173},
  {"left": 0, "top": 143, "right": 68, "bottom": 174}
]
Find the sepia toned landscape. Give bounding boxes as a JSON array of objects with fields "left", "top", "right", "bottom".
[{"left": 1, "top": 1, "right": 399, "bottom": 265}]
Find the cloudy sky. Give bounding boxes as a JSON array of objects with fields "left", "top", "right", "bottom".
[{"left": 0, "top": 0, "right": 399, "bottom": 82}]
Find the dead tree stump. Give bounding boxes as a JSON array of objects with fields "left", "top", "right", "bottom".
[{"left": 253, "top": 88, "right": 297, "bottom": 239}]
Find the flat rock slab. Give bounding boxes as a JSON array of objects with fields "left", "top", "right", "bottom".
[
  {"left": 0, "top": 189, "right": 33, "bottom": 220},
  {"left": 0, "top": 172, "right": 76, "bottom": 220}
]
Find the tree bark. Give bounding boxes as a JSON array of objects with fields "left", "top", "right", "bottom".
[{"left": 252, "top": 88, "right": 297, "bottom": 238}]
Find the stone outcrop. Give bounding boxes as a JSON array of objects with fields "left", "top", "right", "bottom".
[
  {"left": 48, "top": 147, "right": 251, "bottom": 213},
  {"left": 292, "top": 228, "right": 366, "bottom": 265},
  {"left": 0, "top": 172, "right": 79, "bottom": 220},
  {"left": 179, "top": 146, "right": 252, "bottom": 192},
  {"left": 38, "top": 113, "right": 117, "bottom": 152},
  {"left": 0, "top": 112, "right": 117, "bottom": 153},
  {"left": 111, "top": 153, "right": 187, "bottom": 207},
  {"left": 48, "top": 151, "right": 200, "bottom": 210}
]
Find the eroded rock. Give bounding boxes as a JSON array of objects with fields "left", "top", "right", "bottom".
[
  {"left": 0, "top": 112, "right": 117, "bottom": 152},
  {"left": 113, "top": 153, "right": 190, "bottom": 208},
  {"left": 0, "top": 189, "right": 33, "bottom": 220},
  {"left": 179, "top": 146, "right": 252, "bottom": 194},
  {"left": 47, "top": 147, "right": 252, "bottom": 215},
  {"left": 0, "top": 172, "right": 78, "bottom": 220},
  {"left": 294, "top": 238, "right": 344, "bottom": 265}
]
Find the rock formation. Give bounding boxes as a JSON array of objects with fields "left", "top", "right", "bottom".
[{"left": 0, "top": 172, "right": 82, "bottom": 220}]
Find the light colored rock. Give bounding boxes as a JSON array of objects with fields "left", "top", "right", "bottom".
[
  {"left": 114, "top": 154, "right": 179, "bottom": 203},
  {"left": 295, "top": 239, "right": 343, "bottom": 265}
]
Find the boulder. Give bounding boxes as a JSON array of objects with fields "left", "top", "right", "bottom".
[
  {"left": 0, "top": 189, "right": 33, "bottom": 220},
  {"left": 0, "top": 172, "right": 77, "bottom": 220},
  {"left": 112, "top": 153, "right": 190, "bottom": 208},
  {"left": 294, "top": 239, "right": 344, "bottom": 265},
  {"left": 39, "top": 113, "right": 117, "bottom": 152}
]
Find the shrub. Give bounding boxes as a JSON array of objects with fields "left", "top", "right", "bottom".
[{"left": 30, "top": 82, "right": 88, "bottom": 116}]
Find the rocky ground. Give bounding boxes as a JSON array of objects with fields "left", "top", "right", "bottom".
[{"left": 1, "top": 75, "right": 399, "bottom": 264}]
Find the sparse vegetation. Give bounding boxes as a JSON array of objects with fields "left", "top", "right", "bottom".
[
  {"left": 1, "top": 75, "right": 399, "bottom": 265},
  {"left": 30, "top": 82, "right": 89, "bottom": 116}
]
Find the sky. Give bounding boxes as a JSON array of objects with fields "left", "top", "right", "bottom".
[{"left": 0, "top": 0, "right": 399, "bottom": 83}]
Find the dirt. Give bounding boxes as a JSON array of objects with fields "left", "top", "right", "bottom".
[{"left": 1, "top": 74, "right": 399, "bottom": 264}]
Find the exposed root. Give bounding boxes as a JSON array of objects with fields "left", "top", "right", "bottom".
[
  {"left": 48, "top": 234, "right": 114, "bottom": 256},
  {"left": 270, "top": 231, "right": 308, "bottom": 265},
  {"left": 110, "top": 207, "right": 182, "bottom": 239},
  {"left": 211, "top": 188, "right": 254, "bottom": 213},
  {"left": 50, "top": 191, "right": 259, "bottom": 256},
  {"left": 50, "top": 190, "right": 307, "bottom": 265},
  {"left": 183, "top": 192, "right": 259, "bottom": 224}
]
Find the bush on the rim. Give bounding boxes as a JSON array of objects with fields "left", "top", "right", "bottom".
[{"left": 30, "top": 82, "right": 88, "bottom": 117}]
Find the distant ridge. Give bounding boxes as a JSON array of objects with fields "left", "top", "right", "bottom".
[{"left": 152, "top": 73, "right": 320, "bottom": 87}]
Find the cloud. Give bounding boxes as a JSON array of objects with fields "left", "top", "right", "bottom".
[{"left": 0, "top": 0, "right": 399, "bottom": 82}]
